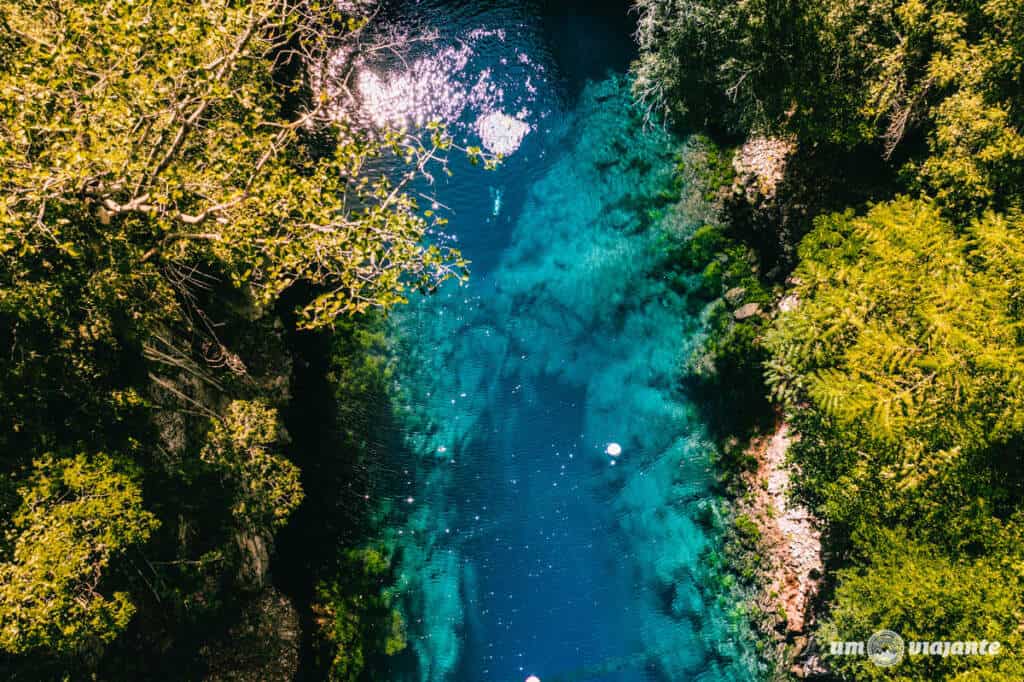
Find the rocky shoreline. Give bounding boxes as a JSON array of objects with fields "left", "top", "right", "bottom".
[
  {"left": 718, "top": 135, "right": 828, "bottom": 678},
  {"left": 738, "top": 422, "right": 826, "bottom": 678}
]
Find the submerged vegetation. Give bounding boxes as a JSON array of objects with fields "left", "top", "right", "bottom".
[
  {"left": 382, "top": 76, "right": 760, "bottom": 681},
  {"left": 636, "top": 0, "right": 1024, "bottom": 679}
]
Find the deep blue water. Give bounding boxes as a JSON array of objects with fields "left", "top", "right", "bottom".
[{"left": 356, "top": 2, "right": 758, "bottom": 680}]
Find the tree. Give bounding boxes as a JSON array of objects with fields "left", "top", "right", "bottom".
[
  {"left": 634, "top": 1, "right": 1024, "bottom": 676},
  {"left": 0, "top": 0, "right": 473, "bottom": 464},
  {"left": 632, "top": 0, "right": 824, "bottom": 135},
  {"left": 765, "top": 198, "right": 1024, "bottom": 539},
  {"left": 633, "top": 0, "right": 1024, "bottom": 212},
  {"left": 822, "top": 529, "right": 1024, "bottom": 682},
  {"left": 0, "top": 454, "right": 158, "bottom": 656},
  {"left": 201, "top": 400, "right": 302, "bottom": 533},
  {"left": 0, "top": 0, "right": 476, "bottom": 670},
  {"left": 312, "top": 547, "right": 406, "bottom": 681},
  {"left": 0, "top": 0, "right": 467, "bottom": 330}
]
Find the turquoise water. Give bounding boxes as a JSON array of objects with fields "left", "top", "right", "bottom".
[{"left": 362, "top": 3, "right": 757, "bottom": 680}]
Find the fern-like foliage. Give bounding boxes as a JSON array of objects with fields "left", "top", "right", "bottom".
[{"left": 767, "top": 197, "right": 1024, "bottom": 528}]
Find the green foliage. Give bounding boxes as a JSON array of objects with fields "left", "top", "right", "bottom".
[
  {"left": 632, "top": 0, "right": 826, "bottom": 136},
  {"left": 637, "top": 0, "right": 1024, "bottom": 674},
  {"left": 313, "top": 548, "right": 406, "bottom": 681},
  {"left": 823, "top": 529, "right": 1024, "bottom": 681},
  {"left": 330, "top": 315, "right": 395, "bottom": 436},
  {"left": 698, "top": 140, "right": 737, "bottom": 200},
  {"left": 768, "top": 197, "right": 1024, "bottom": 674},
  {"left": 0, "top": 0, "right": 466, "bottom": 329},
  {"left": 0, "top": 0, "right": 477, "bottom": 671},
  {"left": 677, "top": 216, "right": 776, "bottom": 454},
  {"left": 674, "top": 135, "right": 736, "bottom": 203},
  {"left": 271, "top": 311, "right": 404, "bottom": 680},
  {"left": 201, "top": 401, "right": 302, "bottom": 532},
  {"left": 634, "top": 0, "right": 1024, "bottom": 213},
  {"left": 0, "top": 454, "right": 158, "bottom": 656},
  {"left": 906, "top": 0, "right": 1024, "bottom": 214},
  {"left": 680, "top": 225, "right": 728, "bottom": 270},
  {"left": 732, "top": 513, "right": 761, "bottom": 546},
  {"left": 767, "top": 199, "right": 1024, "bottom": 505}
]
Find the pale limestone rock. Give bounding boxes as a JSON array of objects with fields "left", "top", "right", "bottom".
[
  {"left": 732, "top": 136, "right": 795, "bottom": 204},
  {"left": 733, "top": 302, "right": 762, "bottom": 320},
  {"left": 724, "top": 286, "right": 747, "bottom": 305}
]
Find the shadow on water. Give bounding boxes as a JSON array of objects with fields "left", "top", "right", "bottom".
[
  {"left": 274, "top": 285, "right": 419, "bottom": 681},
  {"left": 533, "top": 0, "right": 637, "bottom": 94}
]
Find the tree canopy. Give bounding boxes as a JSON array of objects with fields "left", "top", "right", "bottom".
[
  {"left": 766, "top": 198, "right": 1024, "bottom": 544},
  {"left": 0, "top": 0, "right": 467, "bottom": 672},
  {"left": 633, "top": 0, "right": 1024, "bottom": 213},
  {"left": 1, "top": 0, "right": 465, "bottom": 328},
  {"left": 0, "top": 454, "right": 157, "bottom": 656}
]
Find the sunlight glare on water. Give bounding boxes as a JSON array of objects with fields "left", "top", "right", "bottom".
[{"left": 351, "top": 22, "right": 547, "bottom": 157}]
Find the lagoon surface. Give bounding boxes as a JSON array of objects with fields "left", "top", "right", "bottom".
[{"left": 362, "top": 2, "right": 757, "bottom": 679}]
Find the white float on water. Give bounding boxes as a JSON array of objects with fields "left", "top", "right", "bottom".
[
  {"left": 477, "top": 111, "right": 530, "bottom": 155},
  {"left": 525, "top": 676, "right": 541, "bottom": 682},
  {"left": 605, "top": 442, "right": 622, "bottom": 457}
]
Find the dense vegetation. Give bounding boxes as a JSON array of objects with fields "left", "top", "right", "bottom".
[
  {"left": 635, "top": 0, "right": 1024, "bottom": 679},
  {"left": 4, "top": 0, "right": 1021, "bottom": 678},
  {"left": 0, "top": 0, "right": 463, "bottom": 677}
]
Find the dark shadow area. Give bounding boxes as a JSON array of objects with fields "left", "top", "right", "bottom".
[
  {"left": 271, "top": 286, "right": 410, "bottom": 680},
  {"left": 535, "top": 0, "right": 637, "bottom": 96}
]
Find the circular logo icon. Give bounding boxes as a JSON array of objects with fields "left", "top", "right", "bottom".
[{"left": 867, "top": 630, "right": 905, "bottom": 667}]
